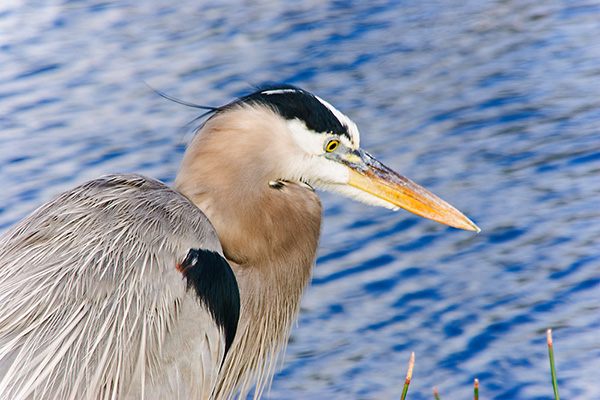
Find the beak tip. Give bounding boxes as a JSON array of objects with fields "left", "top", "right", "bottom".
[
  {"left": 462, "top": 218, "right": 481, "bottom": 233},
  {"left": 453, "top": 214, "right": 480, "bottom": 233}
]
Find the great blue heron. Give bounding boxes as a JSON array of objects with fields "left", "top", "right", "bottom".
[{"left": 0, "top": 85, "right": 478, "bottom": 400}]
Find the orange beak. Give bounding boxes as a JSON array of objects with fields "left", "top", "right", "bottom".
[{"left": 344, "top": 149, "right": 480, "bottom": 232}]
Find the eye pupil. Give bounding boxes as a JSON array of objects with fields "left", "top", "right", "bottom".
[{"left": 326, "top": 140, "right": 339, "bottom": 152}]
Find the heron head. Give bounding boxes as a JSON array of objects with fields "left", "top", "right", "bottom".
[{"left": 225, "top": 84, "right": 479, "bottom": 232}]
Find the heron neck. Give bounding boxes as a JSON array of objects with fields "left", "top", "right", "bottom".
[{"left": 173, "top": 107, "right": 323, "bottom": 398}]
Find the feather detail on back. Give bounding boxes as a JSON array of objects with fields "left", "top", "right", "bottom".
[{"left": 0, "top": 174, "right": 230, "bottom": 400}]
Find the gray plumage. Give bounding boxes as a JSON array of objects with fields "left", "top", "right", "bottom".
[{"left": 0, "top": 175, "right": 226, "bottom": 399}]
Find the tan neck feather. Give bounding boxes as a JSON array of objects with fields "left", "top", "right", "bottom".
[{"left": 174, "top": 106, "right": 322, "bottom": 399}]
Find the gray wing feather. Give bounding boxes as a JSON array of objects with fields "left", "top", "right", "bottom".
[{"left": 0, "top": 174, "right": 226, "bottom": 400}]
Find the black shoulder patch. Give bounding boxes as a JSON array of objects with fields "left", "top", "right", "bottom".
[
  {"left": 230, "top": 84, "right": 351, "bottom": 141},
  {"left": 180, "top": 249, "right": 240, "bottom": 356}
]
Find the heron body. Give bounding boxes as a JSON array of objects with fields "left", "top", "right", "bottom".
[{"left": 0, "top": 85, "right": 478, "bottom": 399}]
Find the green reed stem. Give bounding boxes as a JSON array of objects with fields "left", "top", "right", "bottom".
[
  {"left": 547, "top": 329, "right": 560, "bottom": 400},
  {"left": 400, "top": 352, "right": 415, "bottom": 400}
]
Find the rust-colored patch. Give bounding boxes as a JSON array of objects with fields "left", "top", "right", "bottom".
[{"left": 175, "top": 260, "right": 188, "bottom": 274}]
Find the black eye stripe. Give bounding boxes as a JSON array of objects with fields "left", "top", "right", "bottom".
[{"left": 231, "top": 85, "right": 352, "bottom": 142}]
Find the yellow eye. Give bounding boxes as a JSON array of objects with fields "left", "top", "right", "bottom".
[{"left": 325, "top": 139, "right": 339, "bottom": 152}]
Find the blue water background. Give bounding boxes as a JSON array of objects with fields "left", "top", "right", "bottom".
[{"left": 1, "top": 0, "right": 599, "bottom": 398}]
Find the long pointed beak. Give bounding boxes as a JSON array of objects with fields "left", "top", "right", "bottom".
[{"left": 343, "top": 149, "right": 480, "bottom": 232}]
